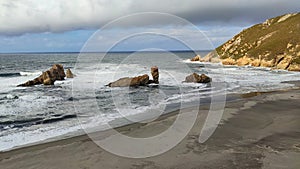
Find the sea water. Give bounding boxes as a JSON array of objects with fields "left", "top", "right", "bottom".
[{"left": 0, "top": 51, "right": 299, "bottom": 151}]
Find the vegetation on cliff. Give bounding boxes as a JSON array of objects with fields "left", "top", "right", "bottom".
[{"left": 201, "top": 13, "right": 300, "bottom": 71}]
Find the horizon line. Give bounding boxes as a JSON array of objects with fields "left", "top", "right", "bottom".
[{"left": 0, "top": 49, "right": 213, "bottom": 54}]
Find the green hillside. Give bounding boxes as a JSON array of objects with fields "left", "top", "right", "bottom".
[{"left": 210, "top": 12, "right": 300, "bottom": 70}]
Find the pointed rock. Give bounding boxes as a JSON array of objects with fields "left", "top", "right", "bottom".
[
  {"left": 66, "top": 69, "right": 74, "bottom": 78},
  {"left": 150, "top": 66, "right": 159, "bottom": 84}
]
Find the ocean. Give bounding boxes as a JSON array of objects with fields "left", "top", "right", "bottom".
[{"left": 1, "top": 51, "right": 300, "bottom": 152}]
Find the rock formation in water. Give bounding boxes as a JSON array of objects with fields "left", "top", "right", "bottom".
[
  {"left": 107, "top": 74, "right": 150, "bottom": 87},
  {"left": 17, "top": 64, "right": 66, "bottom": 87},
  {"left": 66, "top": 69, "right": 74, "bottom": 78},
  {"left": 184, "top": 73, "right": 211, "bottom": 83},
  {"left": 107, "top": 66, "right": 159, "bottom": 87},
  {"left": 149, "top": 66, "right": 159, "bottom": 84},
  {"left": 190, "top": 55, "right": 201, "bottom": 61},
  {"left": 191, "top": 13, "right": 300, "bottom": 71}
]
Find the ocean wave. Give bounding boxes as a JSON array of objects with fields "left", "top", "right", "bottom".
[
  {"left": 0, "top": 114, "right": 77, "bottom": 130},
  {"left": 19, "top": 71, "right": 42, "bottom": 76},
  {"left": 0, "top": 71, "right": 41, "bottom": 78},
  {"left": 0, "top": 73, "right": 21, "bottom": 77}
]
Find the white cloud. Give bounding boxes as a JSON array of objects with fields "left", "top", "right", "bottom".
[{"left": 0, "top": 0, "right": 299, "bottom": 35}]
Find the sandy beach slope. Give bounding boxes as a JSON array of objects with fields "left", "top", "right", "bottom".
[{"left": 0, "top": 87, "right": 299, "bottom": 169}]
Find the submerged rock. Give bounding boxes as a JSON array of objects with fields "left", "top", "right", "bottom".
[
  {"left": 184, "top": 73, "right": 211, "bottom": 83},
  {"left": 17, "top": 64, "right": 66, "bottom": 87},
  {"left": 6, "top": 94, "right": 18, "bottom": 99},
  {"left": 66, "top": 69, "right": 74, "bottom": 78}
]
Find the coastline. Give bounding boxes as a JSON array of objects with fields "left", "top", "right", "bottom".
[{"left": 0, "top": 82, "right": 300, "bottom": 168}]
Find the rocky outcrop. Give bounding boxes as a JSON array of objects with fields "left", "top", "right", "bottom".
[
  {"left": 150, "top": 66, "right": 159, "bottom": 84},
  {"left": 210, "top": 57, "right": 221, "bottom": 63},
  {"left": 222, "top": 58, "right": 236, "bottom": 65},
  {"left": 184, "top": 73, "right": 211, "bottom": 83},
  {"left": 236, "top": 56, "right": 252, "bottom": 66},
  {"left": 250, "top": 59, "right": 261, "bottom": 67},
  {"left": 199, "top": 54, "right": 212, "bottom": 62},
  {"left": 107, "top": 66, "right": 159, "bottom": 87},
  {"left": 197, "top": 13, "right": 300, "bottom": 71},
  {"left": 17, "top": 64, "right": 66, "bottom": 87},
  {"left": 276, "top": 55, "right": 293, "bottom": 70},
  {"left": 189, "top": 51, "right": 222, "bottom": 63},
  {"left": 51, "top": 64, "right": 65, "bottom": 80},
  {"left": 288, "top": 64, "right": 300, "bottom": 71},
  {"left": 190, "top": 55, "right": 201, "bottom": 61},
  {"left": 66, "top": 69, "right": 74, "bottom": 78},
  {"left": 107, "top": 74, "right": 149, "bottom": 87}
]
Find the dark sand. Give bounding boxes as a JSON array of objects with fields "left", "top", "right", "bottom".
[{"left": 0, "top": 88, "right": 300, "bottom": 169}]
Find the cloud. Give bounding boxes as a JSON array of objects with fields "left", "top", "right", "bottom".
[
  {"left": 0, "top": 25, "right": 243, "bottom": 52},
  {"left": 0, "top": 0, "right": 299, "bottom": 35}
]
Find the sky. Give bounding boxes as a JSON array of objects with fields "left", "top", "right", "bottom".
[{"left": 0, "top": 0, "right": 299, "bottom": 53}]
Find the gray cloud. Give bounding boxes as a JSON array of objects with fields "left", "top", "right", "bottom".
[{"left": 0, "top": 0, "right": 299, "bottom": 35}]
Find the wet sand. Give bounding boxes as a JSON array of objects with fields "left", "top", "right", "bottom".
[{"left": 0, "top": 88, "right": 300, "bottom": 169}]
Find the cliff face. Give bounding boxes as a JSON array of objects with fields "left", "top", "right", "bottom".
[{"left": 205, "top": 13, "right": 300, "bottom": 71}]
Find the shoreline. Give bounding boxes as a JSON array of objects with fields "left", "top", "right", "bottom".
[
  {"left": 0, "top": 82, "right": 300, "bottom": 168},
  {"left": 187, "top": 58, "right": 300, "bottom": 72},
  {"left": 1, "top": 81, "right": 300, "bottom": 153}
]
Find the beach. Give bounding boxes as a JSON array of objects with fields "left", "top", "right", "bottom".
[
  {"left": 0, "top": 2, "right": 299, "bottom": 169},
  {"left": 1, "top": 85, "right": 299, "bottom": 169}
]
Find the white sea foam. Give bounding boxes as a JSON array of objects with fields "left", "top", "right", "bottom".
[
  {"left": 19, "top": 71, "right": 42, "bottom": 76},
  {"left": 1, "top": 60, "right": 300, "bottom": 152},
  {"left": 0, "top": 123, "right": 82, "bottom": 152}
]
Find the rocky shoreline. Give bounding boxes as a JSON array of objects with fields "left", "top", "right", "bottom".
[
  {"left": 191, "top": 13, "right": 300, "bottom": 71},
  {"left": 190, "top": 49, "right": 300, "bottom": 71}
]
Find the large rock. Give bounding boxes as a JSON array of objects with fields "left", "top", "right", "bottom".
[
  {"left": 42, "top": 70, "right": 55, "bottom": 85},
  {"left": 150, "top": 66, "right": 159, "bottom": 84},
  {"left": 184, "top": 73, "right": 211, "bottom": 83},
  {"left": 107, "top": 74, "right": 149, "bottom": 87},
  {"left": 66, "top": 69, "right": 74, "bottom": 78},
  {"left": 51, "top": 64, "right": 65, "bottom": 80},
  {"left": 108, "top": 67, "right": 160, "bottom": 87},
  {"left": 17, "top": 64, "right": 66, "bottom": 87},
  {"left": 190, "top": 55, "right": 201, "bottom": 61}
]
